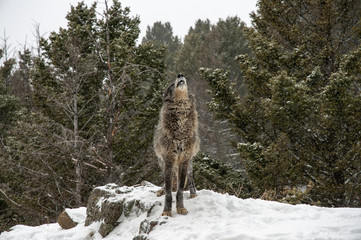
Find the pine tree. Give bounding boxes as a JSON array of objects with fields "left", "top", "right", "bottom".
[
  {"left": 9, "top": 48, "right": 33, "bottom": 107},
  {"left": 142, "top": 21, "right": 182, "bottom": 78},
  {"left": 0, "top": 48, "right": 19, "bottom": 136},
  {"left": 202, "top": 0, "right": 361, "bottom": 206},
  {"left": 0, "top": 48, "right": 22, "bottom": 231},
  {"left": 94, "top": 0, "right": 166, "bottom": 184},
  {"left": 175, "top": 18, "right": 250, "bottom": 166},
  {"left": 32, "top": 1, "right": 103, "bottom": 206},
  {"left": 31, "top": 0, "right": 166, "bottom": 192}
]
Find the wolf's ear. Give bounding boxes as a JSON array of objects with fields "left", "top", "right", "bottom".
[{"left": 163, "top": 83, "right": 174, "bottom": 102}]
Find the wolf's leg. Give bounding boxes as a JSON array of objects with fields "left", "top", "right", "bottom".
[
  {"left": 156, "top": 156, "right": 165, "bottom": 196},
  {"left": 161, "top": 158, "right": 173, "bottom": 216},
  {"left": 157, "top": 169, "right": 177, "bottom": 197},
  {"left": 187, "top": 160, "right": 197, "bottom": 198},
  {"left": 176, "top": 160, "right": 189, "bottom": 215}
]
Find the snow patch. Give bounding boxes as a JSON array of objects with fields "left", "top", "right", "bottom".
[{"left": 65, "top": 207, "right": 86, "bottom": 224}]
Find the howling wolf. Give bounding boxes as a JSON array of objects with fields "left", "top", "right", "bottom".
[{"left": 154, "top": 74, "right": 200, "bottom": 216}]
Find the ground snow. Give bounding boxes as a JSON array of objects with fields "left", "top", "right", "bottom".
[{"left": 1, "top": 183, "right": 361, "bottom": 240}]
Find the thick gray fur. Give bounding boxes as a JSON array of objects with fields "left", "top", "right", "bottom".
[{"left": 154, "top": 75, "right": 200, "bottom": 216}]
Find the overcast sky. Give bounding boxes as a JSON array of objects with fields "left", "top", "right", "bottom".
[{"left": 0, "top": 0, "right": 258, "bottom": 55}]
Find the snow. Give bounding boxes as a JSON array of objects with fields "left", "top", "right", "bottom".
[
  {"left": 63, "top": 207, "right": 87, "bottom": 224},
  {"left": 1, "top": 183, "right": 361, "bottom": 240}
]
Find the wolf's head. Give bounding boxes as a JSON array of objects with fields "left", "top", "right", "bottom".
[
  {"left": 163, "top": 74, "right": 189, "bottom": 102},
  {"left": 175, "top": 74, "right": 187, "bottom": 88},
  {"left": 174, "top": 74, "right": 189, "bottom": 100}
]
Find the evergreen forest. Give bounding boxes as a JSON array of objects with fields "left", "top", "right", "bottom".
[{"left": 1, "top": 0, "right": 360, "bottom": 231}]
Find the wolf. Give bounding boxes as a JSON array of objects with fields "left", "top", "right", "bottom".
[{"left": 154, "top": 74, "right": 200, "bottom": 216}]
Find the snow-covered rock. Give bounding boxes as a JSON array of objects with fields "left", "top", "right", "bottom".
[
  {"left": 84, "top": 181, "right": 162, "bottom": 237},
  {"left": 57, "top": 208, "right": 85, "bottom": 229},
  {"left": 1, "top": 182, "right": 361, "bottom": 240}
]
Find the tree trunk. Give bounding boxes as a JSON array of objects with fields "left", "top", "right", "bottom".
[{"left": 73, "top": 92, "right": 82, "bottom": 206}]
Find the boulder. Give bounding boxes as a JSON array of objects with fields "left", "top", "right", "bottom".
[
  {"left": 58, "top": 207, "right": 86, "bottom": 230},
  {"left": 85, "top": 184, "right": 118, "bottom": 226},
  {"left": 58, "top": 210, "right": 77, "bottom": 229},
  {"left": 85, "top": 181, "right": 162, "bottom": 238}
]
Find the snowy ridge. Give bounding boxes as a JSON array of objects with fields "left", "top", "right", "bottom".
[{"left": 1, "top": 182, "right": 361, "bottom": 240}]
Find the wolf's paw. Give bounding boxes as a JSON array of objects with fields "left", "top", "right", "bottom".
[
  {"left": 156, "top": 189, "right": 165, "bottom": 197},
  {"left": 190, "top": 193, "right": 197, "bottom": 198},
  {"left": 161, "top": 211, "right": 172, "bottom": 217},
  {"left": 176, "top": 207, "right": 188, "bottom": 215}
]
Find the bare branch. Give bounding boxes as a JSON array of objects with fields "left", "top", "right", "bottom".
[{"left": 0, "top": 188, "right": 22, "bottom": 207}]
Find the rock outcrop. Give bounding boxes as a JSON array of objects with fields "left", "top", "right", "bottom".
[{"left": 84, "top": 181, "right": 163, "bottom": 238}]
